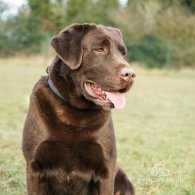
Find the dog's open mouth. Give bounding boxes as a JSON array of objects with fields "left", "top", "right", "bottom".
[{"left": 84, "top": 82, "right": 126, "bottom": 109}]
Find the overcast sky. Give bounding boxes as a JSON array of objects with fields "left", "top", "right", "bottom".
[
  {"left": 2, "top": 0, "right": 27, "bottom": 16},
  {"left": 1, "top": 0, "right": 127, "bottom": 17},
  {"left": 3, "top": 0, "right": 26, "bottom": 9}
]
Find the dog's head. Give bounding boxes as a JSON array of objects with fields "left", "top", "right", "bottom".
[{"left": 50, "top": 23, "right": 135, "bottom": 109}]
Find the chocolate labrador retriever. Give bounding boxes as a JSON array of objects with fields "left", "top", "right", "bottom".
[{"left": 22, "top": 23, "right": 136, "bottom": 195}]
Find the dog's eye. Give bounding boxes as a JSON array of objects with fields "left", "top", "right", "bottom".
[
  {"left": 123, "top": 52, "right": 126, "bottom": 56},
  {"left": 95, "top": 48, "right": 105, "bottom": 53},
  {"left": 121, "top": 50, "right": 126, "bottom": 56}
]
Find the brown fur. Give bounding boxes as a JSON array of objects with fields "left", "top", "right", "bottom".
[{"left": 22, "top": 23, "right": 135, "bottom": 195}]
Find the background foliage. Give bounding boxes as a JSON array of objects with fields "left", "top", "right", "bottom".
[{"left": 0, "top": 0, "right": 195, "bottom": 68}]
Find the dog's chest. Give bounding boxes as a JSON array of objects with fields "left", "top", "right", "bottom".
[{"left": 34, "top": 137, "right": 113, "bottom": 179}]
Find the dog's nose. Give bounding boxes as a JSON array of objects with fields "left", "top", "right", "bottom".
[{"left": 120, "top": 67, "right": 136, "bottom": 81}]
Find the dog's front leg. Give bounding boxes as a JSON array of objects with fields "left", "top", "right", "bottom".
[
  {"left": 99, "top": 178, "right": 114, "bottom": 195},
  {"left": 98, "top": 169, "right": 115, "bottom": 195}
]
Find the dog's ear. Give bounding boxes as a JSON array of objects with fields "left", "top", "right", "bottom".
[{"left": 51, "top": 23, "right": 93, "bottom": 70}]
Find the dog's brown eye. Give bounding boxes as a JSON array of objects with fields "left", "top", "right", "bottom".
[
  {"left": 95, "top": 48, "right": 105, "bottom": 52},
  {"left": 122, "top": 51, "right": 126, "bottom": 56}
]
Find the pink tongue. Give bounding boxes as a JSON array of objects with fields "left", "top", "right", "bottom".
[{"left": 105, "top": 92, "right": 126, "bottom": 109}]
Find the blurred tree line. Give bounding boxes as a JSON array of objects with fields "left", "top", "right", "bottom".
[{"left": 0, "top": 0, "right": 195, "bottom": 68}]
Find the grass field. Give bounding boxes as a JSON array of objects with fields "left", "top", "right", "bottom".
[{"left": 0, "top": 59, "right": 195, "bottom": 195}]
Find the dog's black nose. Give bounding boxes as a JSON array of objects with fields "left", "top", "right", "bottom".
[{"left": 120, "top": 67, "right": 136, "bottom": 81}]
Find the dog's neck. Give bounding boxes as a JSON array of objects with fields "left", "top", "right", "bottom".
[
  {"left": 48, "top": 77, "right": 64, "bottom": 100},
  {"left": 47, "top": 57, "right": 66, "bottom": 100}
]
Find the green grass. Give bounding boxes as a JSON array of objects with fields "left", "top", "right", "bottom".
[{"left": 0, "top": 62, "right": 195, "bottom": 195}]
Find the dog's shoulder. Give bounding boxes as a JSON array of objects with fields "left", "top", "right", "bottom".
[
  {"left": 32, "top": 76, "right": 48, "bottom": 94},
  {"left": 30, "top": 76, "right": 54, "bottom": 106}
]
